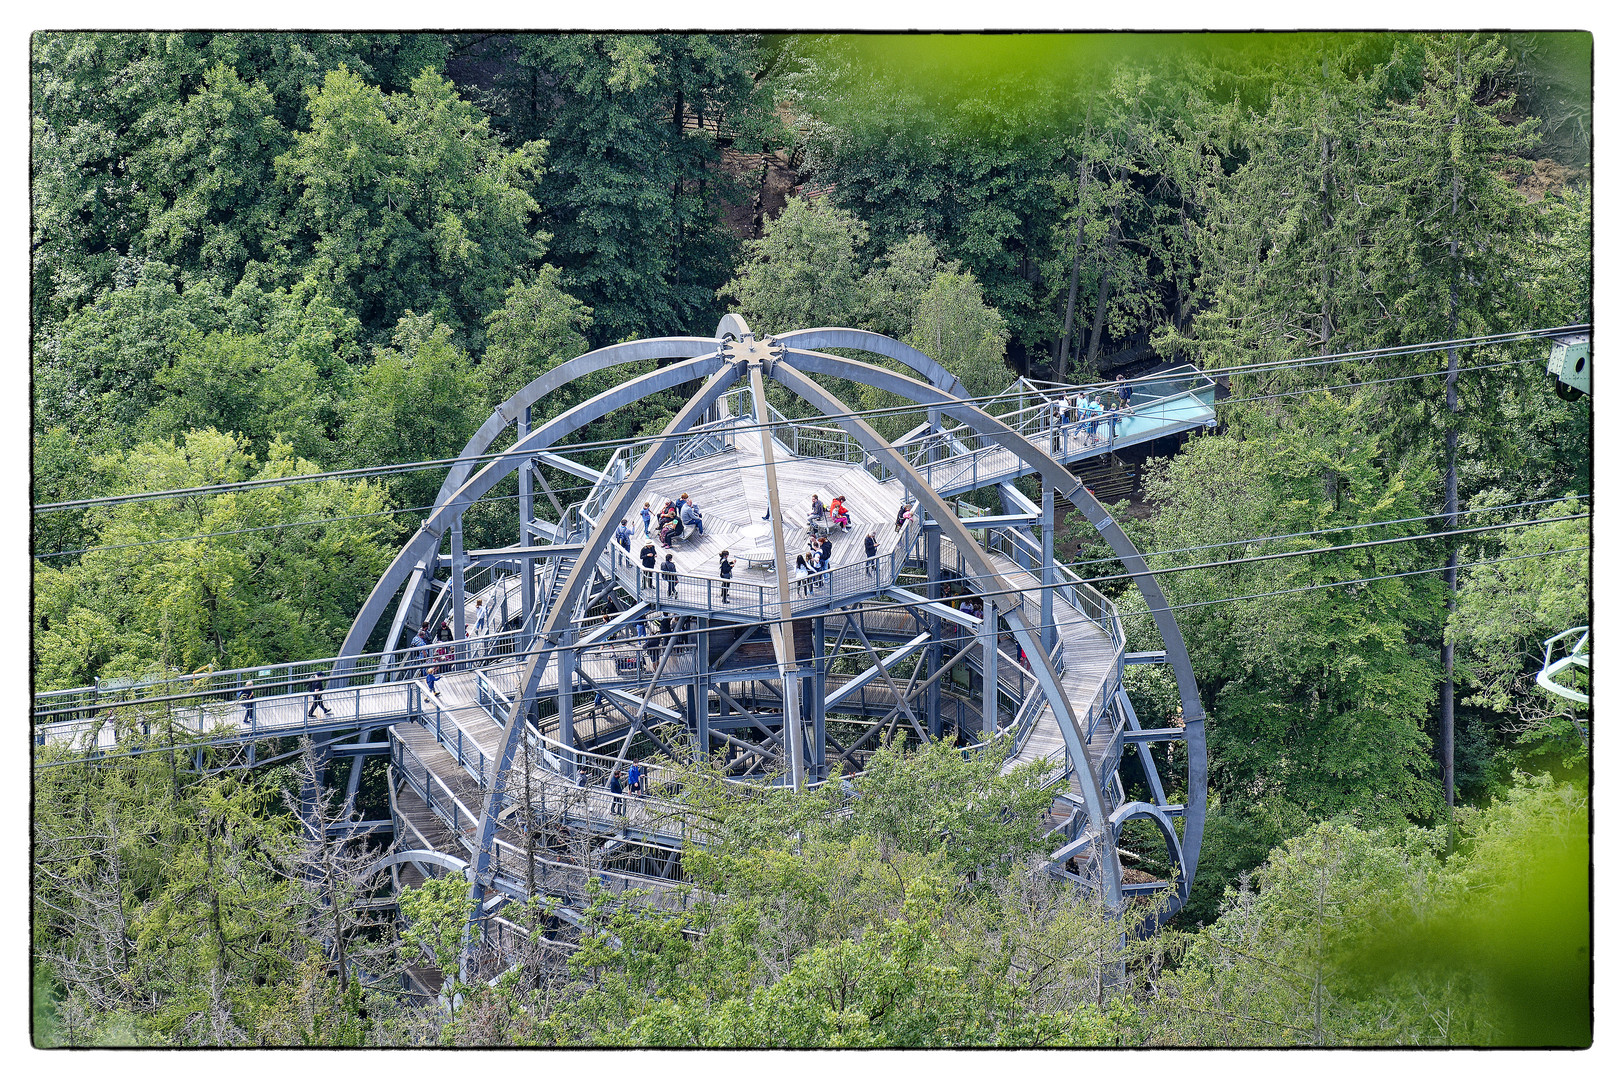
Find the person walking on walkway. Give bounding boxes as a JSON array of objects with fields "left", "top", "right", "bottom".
[
  {"left": 473, "top": 597, "right": 488, "bottom": 635},
  {"left": 307, "top": 674, "right": 332, "bottom": 718},
  {"left": 1115, "top": 374, "right": 1133, "bottom": 410},
  {"left": 614, "top": 518, "right": 633, "bottom": 551},
  {"left": 795, "top": 555, "right": 813, "bottom": 597},
  {"left": 718, "top": 550, "right": 735, "bottom": 604},
  {"left": 641, "top": 501, "right": 653, "bottom": 539},
  {"left": 239, "top": 681, "right": 256, "bottom": 725},
  {"left": 627, "top": 762, "right": 644, "bottom": 797},
  {"left": 425, "top": 666, "right": 441, "bottom": 697},
  {"left": 864, "top": 531, "right": 879, "bottom": 576},
  {"left": 662, "top": 553, "right": 679, "bottom": 598},
  {"left": 643, "top": 615, "right": 662, "bottom": 667},
  {"left": 609, "top": 770, "right": 627, "bottom": 817}
]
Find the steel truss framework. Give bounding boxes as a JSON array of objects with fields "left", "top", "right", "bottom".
[{"left": 325, "top": 317, "right": 1208, "bottom": 946}]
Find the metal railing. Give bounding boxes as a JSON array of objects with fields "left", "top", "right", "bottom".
[
  {"left": 390, "top": 736, "right": 691, "bottom": 909},
  {"left": 599, "top": 509, "right": 922, "bottom": 618}
]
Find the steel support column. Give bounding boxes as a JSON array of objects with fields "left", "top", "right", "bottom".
[
  {"left": 557, "top": 635, "right": 576, "bottom": 774},
  {"left": 451, "top": 517, "right": 467, "bottom": 640},
  {"left": 748, "top": 349, "right": 805, "bottom": 790},
  {"left": 1041, "top": 482, "right": 1056, "bottom": 655},
  {"left": 925, "top": 524, "right": 943, "bottom": 738},
  {"left": 812, "top": 615, "right": 827, "bottom": 779},
  {"left": 980, "top": 603, "right": 998, "bottom": 736},
  {"left": 519, "top": 406, "right": 536, "bottom": 641},
  {"left": 695, "top": 618, "right": 711, "bottom": 764}
]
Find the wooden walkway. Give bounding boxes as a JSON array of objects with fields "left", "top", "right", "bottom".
[{"left": 972, "top": 546, "right": 1120, "bottom": 798}]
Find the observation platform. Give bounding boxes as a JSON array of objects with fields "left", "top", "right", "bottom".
[{"left": 34, "top": 326, "right": 1212, "bottom": 935}]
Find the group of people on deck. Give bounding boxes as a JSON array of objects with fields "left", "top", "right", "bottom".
[
  {"left": 1047, "top": 374, "right": 1136, "bottom": 448},
  {"left": 641, "top": 493, "right": 703, "bottom": 549},
  {"left": 807, "top": 493, "right": 852, "bottom": 532}
]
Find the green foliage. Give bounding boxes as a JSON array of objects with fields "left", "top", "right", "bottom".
[
  {"left": 1450, "top": 500, "right": 1590, "bottom": 749},
  {"left": 276, "top": 66, "right": 549, "bottom": 345},
  {"left": 528, "top": 741, "right": 1124, "bottom": 1047},
  {"left": 340, "top": 313, "right": 490, "bottom": 512},
  {"left": 1339, "top": 773, "right": 1590, "bottom": 1046},
  {"left": 1136, "top": 396, "right": 1444, "bottom": 827},
  {"left": 722, "top": 195, "right": 869, "bottom": 334},
  {"left": 33, "top": 430, "right": 394, "bottom": 690},
  {"left": 489, "top": 34, "right": 773, "bottom": 343},
  {"left": 479, "top": 267, "right": 593, "bottom": 410},
  {"left": 399, "top": 875, "right": 477, "bottom": 984},
  {"left": 859, "top": 232, "right": 948, "bottom": 338},
  {"left": 35, "top": 261, "right": 240, "bottom": 434},
  {"left": 906, "top": 269, "right": 1011, "bottom": 399}
]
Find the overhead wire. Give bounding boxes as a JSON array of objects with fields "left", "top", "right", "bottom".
[
  {"left": 32, "top": 321, "right": 1581, "bottom": 515},
  {"left": 33, "top": 516, "right": 1588, "bottom": 716},
  {"left": 1059, "top": 494, "right": 1589, "bottom": 572},
  {"left": 31, "top": 542, "right": 1587, "bottom": 756}
]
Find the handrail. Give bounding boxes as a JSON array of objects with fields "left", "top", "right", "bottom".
[{"left": 391, "top": 736, "right": 692, "bottom": 905}]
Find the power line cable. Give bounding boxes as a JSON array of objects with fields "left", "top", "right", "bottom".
[
  {"left": 32, "top": 542, "right": 1587, "bottom": 754},
  {"left": 1059, "top": 494, "right": 1589, "bottom": 572},
  {"left": 33, "top": 520, "right": 1587, "bottom": 716},
  {"left": 1114, "top": 546, "right": 1588, "bottom": 620},
  {"left": 1024, "top": 323, "right": 1587, "bottom": 386},
  {"left": 34, "top": 322, "right": 1576, "bottom": 514}
]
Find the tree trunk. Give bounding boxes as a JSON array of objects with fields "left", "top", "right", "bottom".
[
  {"left": 1442, "top": 43, "right": 1464, "bottom": 818},
  {"left": 1057, "top": 159, "right": 1090, "bottom": 379},
  {"left": 1084, "top": 201, "right": 1123, "bottom": 371},
  {"left": 1320, "top": 127, "right": 1334, "bottom": 354},
  {"left": 671, "top": 82, "right": 685, "bottom": 290}
]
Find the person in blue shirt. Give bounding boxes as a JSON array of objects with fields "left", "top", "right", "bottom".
[
  {"left": 681, "top": 499, "right": 704, "bottom": 537},
  {"left": 614, "top": 519, "right": 633, "bottom": 551},
  {"left": 640, "top": 501, "right": 653, "bottom": 538},
  {"left": 425, "top": 666, "right": 441, "bottom": 697},
  {"left": 627, "top": 762, "right": 643, "bottom": 796},
  {"left": 410, "top": 629, "right": 430, "bottom": 676},
  {"left": 609, "top": 770, "right": 627, "bottom": 816}
]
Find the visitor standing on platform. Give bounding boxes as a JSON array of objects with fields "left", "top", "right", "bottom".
[{"left": 718, "top": 550, "right": 735, "bottom": 604}]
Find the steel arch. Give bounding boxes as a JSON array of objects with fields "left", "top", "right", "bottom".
[
  {"left": 345, "top": 320, "right": 1207, "bottom": 930},
  {"left": 364, "top": 848, "right": 472, "bottom": 882},
  {"left": 781, "top": 344, "right": 1207, "bottom": 921},
  {"left": 1108, "top": 801, "right": 1186, "bottom": 923},
  {"left": 465, "top": 360, "right": 748, "bottom": 912},
  {"left": 768, "top": 358, "right": 1121, "bottom": 908},
  {"left": 334, "top": 351, "right": 724, "bottom": 672}
]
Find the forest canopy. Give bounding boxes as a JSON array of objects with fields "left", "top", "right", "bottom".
[{"left": 31, "top": 30, "right": 1590, "bottom": 1048}]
